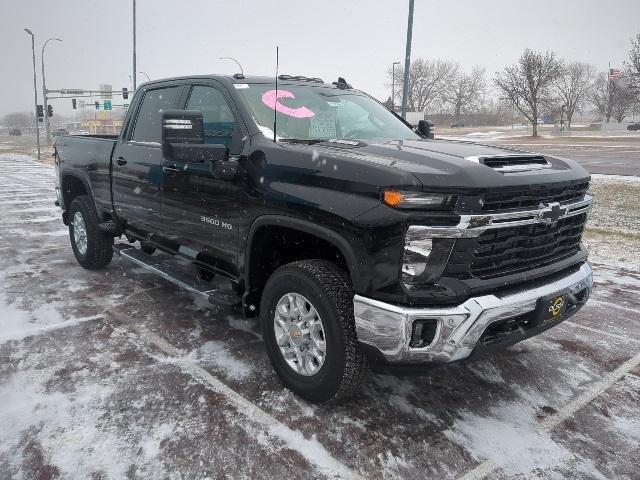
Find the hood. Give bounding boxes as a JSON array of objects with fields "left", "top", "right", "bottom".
[{"left": 284, "top": 138, "right": 590, "bottom": 191}]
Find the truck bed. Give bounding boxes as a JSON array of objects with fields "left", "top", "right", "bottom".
[{"left": 55, "top": 134, "right": 118, "bottom": 214}]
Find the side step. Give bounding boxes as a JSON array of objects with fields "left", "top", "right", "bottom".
[{"left": 113, "top": 244, "right": 241, "bottom": 306}]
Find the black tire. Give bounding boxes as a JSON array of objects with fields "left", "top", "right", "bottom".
[
  {"left": 68, "top": 195, "right": 113, "bottom": 270},
  {"left": 260, "top": 260, "right": 368, "bottom": 402}
]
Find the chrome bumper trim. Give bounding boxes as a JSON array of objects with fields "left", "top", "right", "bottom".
[
  {"left": 353, "top": 263, "right": 593, "bottom": 364},
  {"left": 410, "top": 195, "right": 592, "bottom": 239}
]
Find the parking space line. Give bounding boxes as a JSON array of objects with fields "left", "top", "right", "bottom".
[
  {"left": 458, "top": 351, "right": 640, "bottom": 480},
  {"left": 587, "top": 298, "right": 640, "bottom": 315},
  {"left": 129, "top": 326, "right": 362, "bottom": 480},
  {"left": 563, "top": 321, "right": 640, "bottom": 344}
]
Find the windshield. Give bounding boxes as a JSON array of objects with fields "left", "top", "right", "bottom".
[{"left": 237, "top": 84, "right": 419, "bottom": 142}]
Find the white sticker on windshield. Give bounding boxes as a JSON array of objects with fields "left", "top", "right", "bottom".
[
  {"left": 234, "top": 84, "right": 250, "bottom": 89},
  {"left": 309, "top": 110, "right": 337, "bottom": 138}
]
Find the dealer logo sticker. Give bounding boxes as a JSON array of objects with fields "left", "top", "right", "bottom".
[{"left": 548, "top": 296, "right": 565, "bottom": 317}]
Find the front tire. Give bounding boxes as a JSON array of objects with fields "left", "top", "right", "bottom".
[
  {"left": 260, "top": 260, "right": 368, "bottom": 402},
  {"left": 68, "top": 195, "right": 113, "bottom": 270}
]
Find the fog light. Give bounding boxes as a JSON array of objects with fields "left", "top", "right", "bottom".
[{"left": 410, "top": 319, "right": 438, "bottom": 348}]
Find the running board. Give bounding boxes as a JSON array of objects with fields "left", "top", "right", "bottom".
[{"left": 113, "top": 244, "right": 241, "bottom": 306}]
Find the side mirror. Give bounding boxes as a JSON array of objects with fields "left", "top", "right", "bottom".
[
  {"left": 162, "top": 110, "right": 237, "bottom": 180},
  {"left": 418, "top": 120, "right": 435, "bottom": 139}
]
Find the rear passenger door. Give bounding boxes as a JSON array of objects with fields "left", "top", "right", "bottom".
[{"left": 112, "top": 85, "right": 183, "bottom": 236}]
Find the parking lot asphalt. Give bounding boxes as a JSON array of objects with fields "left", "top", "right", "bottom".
[
  {"left": 439, "top": 132, "right": 640, "bottom": 177},
  {"left": 1, "top": 154, "right": 639, "bottom": 479}
]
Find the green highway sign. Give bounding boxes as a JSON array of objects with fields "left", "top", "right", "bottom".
[{"left": 103, "top": 100, "right": 112, "bottom": 111}]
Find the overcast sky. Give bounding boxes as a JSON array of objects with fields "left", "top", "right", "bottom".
[{"left": 2, "top": 0, "right": 639, "bottom": 117}]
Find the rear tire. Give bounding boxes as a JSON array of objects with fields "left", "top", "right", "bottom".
[
  {"left": 68, "top": 195, "right": 113, "bottom": 270},
  {"left": 260, "top": 260, "right": 368, "bottom": 402}
]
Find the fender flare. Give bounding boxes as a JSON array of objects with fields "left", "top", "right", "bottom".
[
  {"left": 244, "top": 214, "right": 362, "bottom": 293},
  {"left": 59, "top": 169, "right": 99, "bottom": 222}
]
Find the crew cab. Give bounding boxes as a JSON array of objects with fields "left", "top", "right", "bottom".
[{"left": 54, "top": 74, "right": 593, "bottom": 401}]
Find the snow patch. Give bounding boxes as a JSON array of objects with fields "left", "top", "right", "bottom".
[{"left": 445, "top": 402, "right": 574, "bottom": 475}]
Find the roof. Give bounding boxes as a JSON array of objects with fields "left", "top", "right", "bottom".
[{"left": 138, "top": 74, "right": 344, "bottom": 90}]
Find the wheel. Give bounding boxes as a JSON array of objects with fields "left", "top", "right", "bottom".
[
  {"left": 68, "top": 195, "right": 113, "bottom": 270},
  {"left": 141, "top": 243, "right": 156, "bottom": 255},
  {"left": 260, "top": 260, "right": 368, "bottom": 402}
]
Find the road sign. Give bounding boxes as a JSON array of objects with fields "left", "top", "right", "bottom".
[
  {"left": 95, "top": 101, "right": 100, "bottom": 110},
  {"left": 100, "top": 84, "right": 113, "bottom": 99},
  {"left": 103, "top": 100, "right": 112, "bottom": 111},
  {"left": 123, "top": 103, "right": 129, "bottom": 108},
  {"left": 60, "top": 89, "right": 85, "bottom": 95},
  {"left": 78, "top": 100, "right": 86, "bottom": 109}
]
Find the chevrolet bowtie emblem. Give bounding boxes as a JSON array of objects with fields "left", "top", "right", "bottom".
[{"left": 538, "top": 202, "right": 566, "bottom": 224}]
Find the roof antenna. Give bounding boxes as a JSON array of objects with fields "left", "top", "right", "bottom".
[{"left": 273, "top": 46, "right": 279, "bottom": 143}]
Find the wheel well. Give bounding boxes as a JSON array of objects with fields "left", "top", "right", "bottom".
[
  {"left": 61, "top": 175, "right": 87, "bottom": 210},
  {"left": 245, "top": 225, "right": 350, "bottom": 315}
]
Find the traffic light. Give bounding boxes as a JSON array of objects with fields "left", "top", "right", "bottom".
[
  {"left": 122, "top": 87, "right": 128, "bottom": 100},
  {"left": 47, "top": 105, "right": 53, "bottom": 117},
  {"left": 36, "top": 104, "right": 44, "bottom": 118},
  {"left": 95, "top": 101, "right": 100, "bottom": 110},
  {"left": 72, "top": 99, "right": 77, "bottom": 109}
]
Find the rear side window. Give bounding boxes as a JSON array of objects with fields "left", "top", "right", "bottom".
[{"left": 131, "top": 86, "right": 182, "bottom": 143}]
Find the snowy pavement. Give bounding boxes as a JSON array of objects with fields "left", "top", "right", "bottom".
[{"left": 1, "top": 154, "right": 639, "bottom": 479}]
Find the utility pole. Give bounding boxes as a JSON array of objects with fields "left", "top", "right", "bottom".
[
  {"left": 42, "top": 37, "right": 62, "bottom": 145},
  {"left": 400, "top": 0, "right": 414, "bottom": 119},
  {"left": 391, "top": 61, "right": 400, "bottom": 110},
  {"left": 24, "top": 28, "right": 41, "bottom": 161},
  {"left": 132, "top": 0, "right": 137, "bottom": 91}
]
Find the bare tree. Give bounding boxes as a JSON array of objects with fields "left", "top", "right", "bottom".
[
  {"left": 493, "top": 49, "right": 564, "bottom": 136},
  {"left": 611, "top": 80, "right": 635, "bottom": 123},
  {"left": 553, "top": 62, "right": 596, "bottom": 129},
  {"left": 1, "top": 112, "right": 31, "bottom": 129},
  {"left": 590, "top": 72, "right": 613, "bottom": 121},
  {"left": 590, "top": 72, "right": 635, "bottom": 122},
  {"left": 625, "top": 32, "right": 640, "bottom": 97},
  {"left": 387, "top": 58, "right": 459, "bottom": 113},
  {"left": 442, "top": 66, "right": 486, "bottom": 118}
]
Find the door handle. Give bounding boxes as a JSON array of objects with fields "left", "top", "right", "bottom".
[
  {"left": 163, "top": 164, "right": 181, "bottom": 173},
  {"left": 116, "top": 157, "right": 127, "bottom": 166}
]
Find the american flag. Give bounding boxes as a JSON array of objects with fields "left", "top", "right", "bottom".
[{"left": 609, "top": 68, "right": 623, "bottom": 81}]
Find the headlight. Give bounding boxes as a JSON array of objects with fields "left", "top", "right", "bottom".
[
  {"left": 402, "top": 227, "right": 455, "bottom": 286},
  {"left": 382, "top": 190, "right": 456, "bottom": 209}
]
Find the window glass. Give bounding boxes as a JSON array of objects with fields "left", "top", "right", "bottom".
[
  {"left": 131, "top": 86, "right": 181, "bottom": 143},
  {"left": 237, "top": 84, "right": 418, "bottom": 141},
  {"left": 186, "top": 86, "right": 237, "bottom": 148}
]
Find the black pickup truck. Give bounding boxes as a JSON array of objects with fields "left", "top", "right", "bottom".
[{"left": 54, "top": 74, "right": 593, "bottom": 401}]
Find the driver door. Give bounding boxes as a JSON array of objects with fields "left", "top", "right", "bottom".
[{"left": 161, "top": 83, "right": 244, "bottom": 276}]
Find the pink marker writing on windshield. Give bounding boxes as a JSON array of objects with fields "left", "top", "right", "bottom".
[{"left": 261, "top": 89, "right": 315, "bottom": 118}]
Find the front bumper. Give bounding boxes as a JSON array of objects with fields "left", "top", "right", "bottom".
[{"left": 353, "top": 262, "right": 593, "bottom": 365}]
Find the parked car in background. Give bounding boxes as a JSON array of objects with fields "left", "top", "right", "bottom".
[
  {"left": 9, "top": 128, "right": 22, "bottom": 136},
  {"left": 53, "top": 127, "right": 69, "bottom": 136},
  {"left": 627, "top": 122, "right": 640, "bottom": 131},
  {"left": 450, "top": 120, "right": 465, "bottom": 128}
]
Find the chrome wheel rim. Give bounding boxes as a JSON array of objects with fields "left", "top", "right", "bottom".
[
  {"left": 274, "top": 293, "right": 326, "bottom": 376},
  {"left": 72, "top": 211, "right": 88, "bottom": 255}
]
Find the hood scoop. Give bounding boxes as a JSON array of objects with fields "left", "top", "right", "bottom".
[{"left": 465, "top": 154, "right": 551, "bottom": 173}]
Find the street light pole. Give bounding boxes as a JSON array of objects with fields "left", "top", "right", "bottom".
[
  {"left": 400, "top": 0, "right": 415, "bottom": 119},
  {"left": 42, "top": 37, "right": 62, "bottom": 145},
  {"left": 24, "top": 28, "right": 40, "bottom": 161},
  {"left": 133, "top": 0, "right": 137, "bottom": 91},
  {"left": 391, "top": 61, "right": 400, "bottom": 110},
  {"left": 138, "top": 71, "right": 151, "bottom": 82}
]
